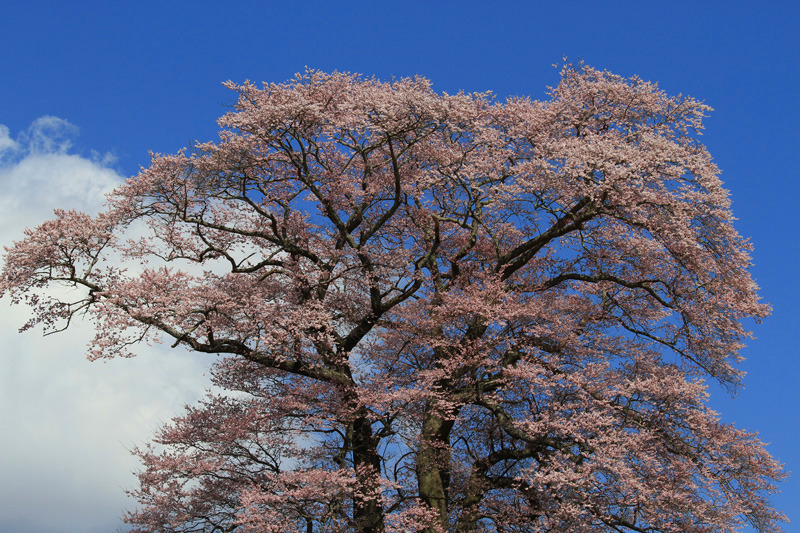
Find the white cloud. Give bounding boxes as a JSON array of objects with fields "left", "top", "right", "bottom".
[
  {"left": 0, "top": 119, "right": 214, "bottom": 533},
  {"left": 0, "top": 125, "right": 18, "bottom": 154},
  {"left": 20, "top": 116, "right": 79, "bottom": 155},
  {"left": 0, "top": 118, "right": 123, "bottom": 235}
]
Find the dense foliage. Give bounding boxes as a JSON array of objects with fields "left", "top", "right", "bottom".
[{"left": 1, "top": 65, "right": 785, "bottom": 532}]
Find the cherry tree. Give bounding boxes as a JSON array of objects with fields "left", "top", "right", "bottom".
[{"left": 0, "top": 65, "right": 786, "bottom": 532}]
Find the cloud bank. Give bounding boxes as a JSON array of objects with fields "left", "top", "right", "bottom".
[{"left": 0, "top": 118, "right": 213, "bottom": 533}]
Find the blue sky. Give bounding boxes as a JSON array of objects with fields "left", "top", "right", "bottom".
[{"left": 1, "top": 2, "right": 797, "bottom": 531}]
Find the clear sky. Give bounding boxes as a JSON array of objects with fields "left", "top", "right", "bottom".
[{"left": 1, "top": 2, "right": 797, "bottom": 532}]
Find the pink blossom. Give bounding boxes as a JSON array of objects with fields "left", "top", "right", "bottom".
[{"left": 1, "top": 65, "right": 785, "bottom": 532}]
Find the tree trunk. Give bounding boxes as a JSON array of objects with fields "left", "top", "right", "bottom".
[
  {"left": 417, "top": 403, "right": 456, "bottom": 533},
  {"left": 453, "top": 464, "right": 487, "bottom": 532},
  {"left": 351, "top": 407, "right": 386, "bottom": 533}
]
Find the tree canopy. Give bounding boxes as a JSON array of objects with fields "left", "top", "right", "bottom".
[{"left": 0, "top": 64, "right": 786, "bottom": 532}]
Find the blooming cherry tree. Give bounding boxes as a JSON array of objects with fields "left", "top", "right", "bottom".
[{"left": 1, "top": 65, "right": 786, "bottom": 532}]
